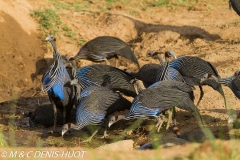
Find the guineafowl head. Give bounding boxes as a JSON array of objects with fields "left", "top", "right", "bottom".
[
  {"left": 61, "top": 123, "right": 71, "bottom": 136},
  {"left": 234, "top": 70, "right": 240, "bottom": 77},
  {"left": 108, "top": 115, "right": 118, "bottom": 127},
  {"left": 164, "top": 50, "right": 177, "bottom": 61},
  {"left": 65, "top": 55, "right": 75, "bottom": 61},
  {"left": 108, "top": 115, "right": 125, "bottom": 128},
  {"left": 146, "top": 50, "right": 161, "bottom": 58},
  {"left": 46, "top": 35, "right": 56, "bottom": 42}
]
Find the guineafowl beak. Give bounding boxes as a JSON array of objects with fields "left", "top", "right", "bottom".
[
  {"left": 45, "top": 36, "right": 51, "bottom": 41},
  {"left": 108, "top": 121, "right": 113, "bottom": 128},
  {"left": 62, "top": 123, "right": 70, "bottom": 136},
  {"left": 173, "top": 54, "right": 177, "bottom": 59},
  {"left": 166, "top": 50, "right": 177, "bottom": 59},
  {"left": 146, "top": 50, "right": 155, "bottom": 57},
  {"left": 108, "top": 116, "right": 116, "bottom": 128}
]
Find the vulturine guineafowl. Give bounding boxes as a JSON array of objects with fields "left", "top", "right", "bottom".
[
  {"left": 108, "top": 84, "right": 202, "bottom": 132},
  {"left": 126, "top": 50, "right": 178, "bottom": 88},
  {"left": 146, "top": 50, "right": 167, "bottom": 65},
  {"left": 125, "top": 63, "right": 162, "bottom": 88},
  {"left": 61, "top": 86, "right": 131, "bottom": 142},
  {"left": 229, "top": 0, "right": 240, "bottom": 16},
  {"left": 149, "top": 51, "right": 185, "bottom": 82},
  {"left": 73, "top": 64, "right": 137, "bottom": 97},
  {"left": 66, "top": 36, "right": 140, "bottom": 71},
  {"left": 22, "top": 103, "right": 76, "bottom": 128},
  {"left": 131, "top": 79, "right": 195, "bottom": 120},
  {"left": 169, "top": 56, "right": 226, "bottom": 107},
  {"left": 149, "top": 80, "right": 195, "bottom": 102},
  {"left": 200, "top": 70, "right": 240, "bottom": 99},
  {"left": 41, "top": 35, "right": 76, "bottom": 132}
]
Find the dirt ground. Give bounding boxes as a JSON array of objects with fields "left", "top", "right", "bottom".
[{"left": 0, "top": 0, "right": 240, "bottom": 159}]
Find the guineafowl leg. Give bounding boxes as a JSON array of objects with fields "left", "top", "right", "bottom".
[
  {"left": 155, "top": 114, "right": 165, "bottom": 132},
  {"left": 101, "top": 119, "right": 109, "bottom": 139},
  {"left": 166, "top": 108, "right": 175, "bottom": 131},
  {"left": 172, "top": 108, "right": 177, "bottom": 126},
  {"left": 71, "top": 60, "right": 77, "bottom": 78},
  {"left": 114, "top": 55, "right": 119, "bottom": 68},
  {"left": 82, "top": 126, "right": 100, "bottom": 143},
  {"left": 52, "top": 102, "right": 57, "bottom": 133},
  {"left": 63, "top": 107, "right": 66, "bottom": 125},
  {"left": 196, "top": 85, "right": 204, "bottom": 106}
]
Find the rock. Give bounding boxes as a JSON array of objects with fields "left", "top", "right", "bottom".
[{"left": 96, "top": 140, "right": 134, "bottom": 151}]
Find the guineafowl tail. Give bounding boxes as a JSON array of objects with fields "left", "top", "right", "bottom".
[
  {"left": 118, "top": 46, "right": 140, "bottom": 69},
  {"left": 230, "top": 0, "right": 240, "bottom": 16}
]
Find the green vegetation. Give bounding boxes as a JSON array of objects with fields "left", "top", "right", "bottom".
[
  {"left": 0, "top": 133, "right": 8, "bottom": 147},
  {"left": 31, "top": 9, "right": 62, "bottom": 37},
  {"left": 49, "top": 0, "right": 91, "bottom": 12},
  {"left": 31, "top": 8, "right": 86, "bottom": 46},
  {"left": 147, "top": 0, "right": 170, "bottom": 7}
]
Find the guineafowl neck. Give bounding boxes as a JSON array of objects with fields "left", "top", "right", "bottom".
[
  {"left": 133, "top": 80, "right": 146, "bottom": 94},
  {"left": 117, "top": 115, "right": 126, "bottom": 121},
  {"left": 50, "top": 41, "right": 61, "bottom": 57},
  {"left": 135, "top": 80, "right": 146, "bottom": 94},
  {"left": 219, "top": 76, "right": 232, "bottom": 86},
  {"left": 71, "top": 123, "right": 83, "bottom": 130},
  {"left": 156, "top": 54, "right": 164, "bottom": 65}
]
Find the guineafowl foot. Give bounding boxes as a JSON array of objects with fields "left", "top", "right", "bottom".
[
  {"left": 100, "top": 134, "right": 109, "bottom": 139},
  {"left": 155, "top": 115, "right": 165, "bottom": 132},
  {"left": 100, "top": 131, "right": 109, "bottom": 139},
  {"left": 81, "top": 138, "right": 92, "bottom": 143},
  {"left": 82, "top": 128, "right": 99, "bottom": 143},
  {"left": 126, "top": 130, "right": 133, "bottom": 136}
]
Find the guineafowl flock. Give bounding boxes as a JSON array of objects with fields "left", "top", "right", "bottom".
[{"left": 21, "top": 2, "right": 240, "bottom": 145}]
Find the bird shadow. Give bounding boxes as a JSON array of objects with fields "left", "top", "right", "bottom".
[{"left": 112, "top": 13, "right": 221, "bottom": 43}]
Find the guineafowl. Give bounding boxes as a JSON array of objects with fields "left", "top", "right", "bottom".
[
  {"left": 41, "top": 35, "right": 76, "bottom": 132},
  {"left": 169, "top": 56, "right": 226, "bottom": 108},
  {"left": 61, "top": 86, "right": 131, "bottom": 142},
  {"left": 108, "top": 84, "right": 202, "bottom": 132},
  {"left": 229, "top": 0, "right": 240, "bottom": 16},
  {"left": 125, "top": 63, "right": 162, "bottom": 88},
  {"left": 74, "top": 64, "right": 137, "bottom": 97},
  {"left": 201, "top": 71, "right": 240, "bottom": 99},
  {"left": 66, "top": 36, "right": 140, "bottom": 75}
]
